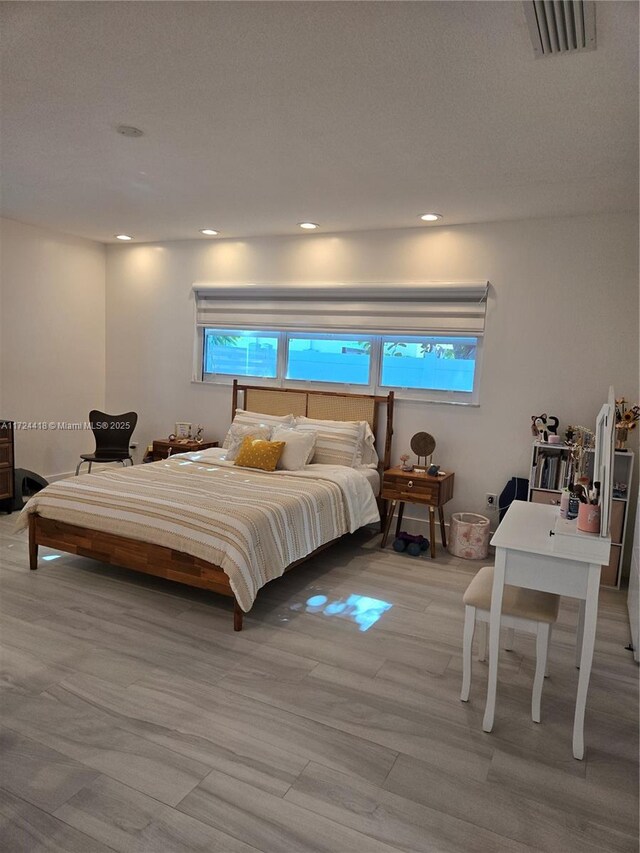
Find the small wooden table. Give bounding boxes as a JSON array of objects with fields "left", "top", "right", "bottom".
[
  {"left": 380, "top": 467, "right": 455, "bottom": 557},
  {"left": 151, "top": 439, "right": 218, "bottom": 461}
]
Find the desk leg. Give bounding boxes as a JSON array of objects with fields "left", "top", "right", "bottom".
[
  {"left": 429, "top": 507, "right": 436, "bottom": 558},
  {"left": 395, "top": 502, "right": 405, "bottom": 538},
  {"left": 483, "top": 549, "right": 506, "bottom": 733},
  {"left": 573, "top": 565, "right": 600, "bottom": 760},
  {"left": 438, "top": 505, "right": 447, "bottom": 549},
  {"left": 381, "top": 500, "right": 397, "bottom": 549},
  {"left": 576, "top": 599, "right": 585, "bottom": 669}
]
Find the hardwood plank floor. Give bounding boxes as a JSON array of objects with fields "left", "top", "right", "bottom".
[
  {"left": 1, "top": 514, "right": 638, "bottom": 852},
  {"left": 0, "top": 788, "right": 114, "bottom": 853}
]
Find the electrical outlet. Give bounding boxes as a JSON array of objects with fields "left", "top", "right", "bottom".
[{"left": 486, "top": 493, "right": 497, "bottom": 509}]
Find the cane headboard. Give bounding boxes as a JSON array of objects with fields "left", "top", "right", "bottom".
[
  {"left": 231, "top": 380, "right": 394, "bottom": 470},
  {"left": 240, "top": 388, "right": 307, "bottom": 418}
]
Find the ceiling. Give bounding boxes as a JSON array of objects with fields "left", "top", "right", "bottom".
[{"left": 1, "top": 1, "right": 638, "bottom": 244}]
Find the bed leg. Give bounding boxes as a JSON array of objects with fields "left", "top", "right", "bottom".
[
  {"left": 233, "top": 599, "right": 243, "bottom": 631},
  {"left": 28, "top": 515, "right": 38, "bottom": 570}
]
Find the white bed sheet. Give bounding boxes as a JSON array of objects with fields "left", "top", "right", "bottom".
[{"left": 356, "top": 466, "right": 381, "bottom": 496}]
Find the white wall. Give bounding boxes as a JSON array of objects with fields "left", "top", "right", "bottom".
[
  {"left": 0, "top": 218, "right": 106, "bottom": 479},
  {"left": 105, "top": 212, "right": 639, "bottom": 570}
]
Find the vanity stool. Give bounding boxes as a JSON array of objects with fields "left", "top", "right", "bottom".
[{"left": 460, "top": 565, "right": 560, "bottom": 723}]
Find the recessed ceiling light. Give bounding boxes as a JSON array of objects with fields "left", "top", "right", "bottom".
[
  {"left": 115, "top": 234, "right": 133, "bottom": 241},
  {"left": 200, "top": 229, "right": 219, "bottom": 236},
  {"left": 299, "top": 222, "right": 319, "bottom": 230},
  {"left": 420, "top": 213, "right": 442, "bottom": 222}
]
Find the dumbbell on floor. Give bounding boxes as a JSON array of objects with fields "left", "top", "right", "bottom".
[{"left": 392, "top": 531, "right": 429, "bottom": 556}]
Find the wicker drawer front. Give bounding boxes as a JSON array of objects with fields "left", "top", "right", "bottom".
[
  {"left": 530, "top": 489, "right": 561, "bottom": 506},
  {"left": 0, "top": 443, "right": 13, "bottom": 468},
  {"left": 610, "top": 500, "right": 625, "bottom": 545}
]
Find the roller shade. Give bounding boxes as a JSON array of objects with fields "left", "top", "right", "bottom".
[{"left": 193, "top": 281, "right": 489, "bottom": 335}]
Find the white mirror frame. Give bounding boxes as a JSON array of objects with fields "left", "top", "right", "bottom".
[{"left": 594, "top": 385, "right": 616, "bottom": 539}]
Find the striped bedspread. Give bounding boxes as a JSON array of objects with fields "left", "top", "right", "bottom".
[{"left": 16, "top": 451, "right": 379, "bottom": 612}]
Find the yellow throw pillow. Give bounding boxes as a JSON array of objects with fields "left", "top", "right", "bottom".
[{"left": 234, "top": 436, "right": 285, "bottom": 472}]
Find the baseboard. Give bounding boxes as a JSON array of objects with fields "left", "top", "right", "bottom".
[
  {"left": 47, "top": 470, "right": 74, "bottom": 483},
  {"left": 395, "top": 513, "right": 449, "bottom": 537},
  {"left": 397, "top": 512, "right": 497, "bottom": 537},
  {"left": 47, "top": 461, "right": 130, "bottom": 483}
]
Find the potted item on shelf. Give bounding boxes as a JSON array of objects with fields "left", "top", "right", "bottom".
[
  {"left": 399, "top": 453, "right": 414, "bottom": 472},
  {"left": 614, "top": 398, "right": 639, "bottom": 450}
]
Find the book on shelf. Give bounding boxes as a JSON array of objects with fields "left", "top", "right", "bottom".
[
  {"left": 539, "top": 459, "right": 608, "bottom": 492},
  {"left": 558, "top": 458, "right": 568, "bottom": 490},
  {"left": 540, "top": 453, "right": 548, "bottom": 489},
  {"left": 533, "top": 449, "right": 571, "bottom": 492},
  {"left": 533, "top": 452, "right": 543, "bottom": 488},
  {"left": 538, "top": 452, "right": 550, "bottom": 489}
]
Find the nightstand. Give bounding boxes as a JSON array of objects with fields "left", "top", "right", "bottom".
[
  {"left": 151, "top": 439, "right": 219, "bottom": 461},
  {"left": 380, "top": 466, "right": 455, "bottom": 557}
]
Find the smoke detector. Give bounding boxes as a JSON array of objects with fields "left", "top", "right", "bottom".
[
  {"left": 116, "top": 125, "right": 144, "bottom": 138},
  {"left": 523, "top": 1, "right": 596, "bottom": 57}
]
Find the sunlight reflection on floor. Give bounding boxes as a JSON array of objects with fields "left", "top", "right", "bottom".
[{"left": 297, "top": 592, "right": 392, "bottom": 631}]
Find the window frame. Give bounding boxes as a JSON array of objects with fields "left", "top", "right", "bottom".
[
  {"left": 283, "top": 332, "right": 375, "bottom": 391},
  {"left": 376, "top": 334, "right": 482, "bottom": 404},
  {"left": 201, "top": 327, "right": 281, "bottom": 384},
  {"left": 198, "top": 327, "right": 482, "bottom": 405}
]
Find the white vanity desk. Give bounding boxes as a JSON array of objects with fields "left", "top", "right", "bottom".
[{"left": 483, "top": 499, "right": 611, "bottom": 759}]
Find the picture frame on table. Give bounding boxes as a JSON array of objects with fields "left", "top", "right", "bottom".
[{"left": 175, "top": 422, "right": 192, "bottom": 439}]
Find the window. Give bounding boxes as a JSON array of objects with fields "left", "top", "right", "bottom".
[
  {"left": 286, "top": 334, "right": 370, "bottom": 385},
  {"left": 203, "top": 329, "right": 278, "bottom": 378},
  {"left": 195, "top": 281, "right": 487, "bottom": 402},
  {"left": 201, "top": 328, "right": 481, "bottom": 402},
  {"left": 380, "top": 336, "right": 478, "bottom": 393}
]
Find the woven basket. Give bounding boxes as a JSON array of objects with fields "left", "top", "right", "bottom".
[{"left": 448, "top": 512, "right": 490, "bottom": 560}]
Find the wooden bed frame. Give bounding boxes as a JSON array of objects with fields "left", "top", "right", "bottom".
[{"left": 28, "top": 383, "right": 394, "bottom": 631}]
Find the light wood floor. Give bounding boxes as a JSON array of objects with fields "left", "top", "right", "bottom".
[{"left": 0, "top": 512, "right": 638, "bottom": 853}]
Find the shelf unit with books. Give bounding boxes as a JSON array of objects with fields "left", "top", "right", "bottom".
[{"left": 528, "top": 441, "right": 634, "bottom": 588}]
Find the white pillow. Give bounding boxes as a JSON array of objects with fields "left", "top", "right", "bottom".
[
  {"left": 271, "top": 427, "right": 318, "bottom": 471},
  {"left": 225, "top": 424, "right": 272, "bottom": 460},
  {"left": 223, "top": 409, "right": 295, "bottom": 449},
  {"left": 295, "top": 416, "right": 364, "bottom": 467},
  {"left": 359, "top": 423, "right": 380, "bottom": 469}
]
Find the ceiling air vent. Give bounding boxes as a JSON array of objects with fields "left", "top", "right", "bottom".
[{"left": 523, "top": 1, "right": 596, "bottom": 57}]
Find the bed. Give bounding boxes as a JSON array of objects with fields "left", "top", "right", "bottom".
[{"left": 19, "top": 383, "right": 394, "bottom": 630}]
